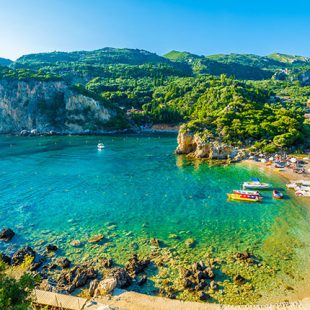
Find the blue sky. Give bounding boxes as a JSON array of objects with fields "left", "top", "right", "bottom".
[{"left": 0, "top": 0, "right": 309, "bottom": 60}]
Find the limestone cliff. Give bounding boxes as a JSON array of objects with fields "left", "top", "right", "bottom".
[
  {"left": 175, "top": 129, "right": 237, "bottom": 159},
  {"left": 0, "top": 79, "right": 123, "bottom": 134}
]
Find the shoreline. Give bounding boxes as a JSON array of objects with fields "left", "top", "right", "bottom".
[{"left": 2, "top": 138, "right": 310, "bottom": 309}]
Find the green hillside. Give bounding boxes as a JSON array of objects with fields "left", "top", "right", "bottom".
[{"left": 0, "top": 57, "right": 12, "bottom": 66}]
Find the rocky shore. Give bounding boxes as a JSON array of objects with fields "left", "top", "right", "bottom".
[
  {"left": 1, "top": 224, "right": 308, "bottom": 306},
  {"left": 175, "top": 129, "right": 240, "bottom": 160}
]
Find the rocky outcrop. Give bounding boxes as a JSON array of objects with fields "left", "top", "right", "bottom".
[
  {"left": 0, "top": 228, "right": 15, "bottom": 242},
  {"left": 0, "top": 79, "right": 121, "bottom": 134},
  {"left": 12, "top": 246, "right": 36, "bottom": 265},
  {"left": 175, "top": 130, "right": 237, "bottom": 159}
]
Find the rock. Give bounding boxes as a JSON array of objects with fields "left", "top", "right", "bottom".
[
  {"left": 150, "top": 238, "right": 160, "bottom": 247},
  {"left": 20, "top": 130, "right": 30, "bottom": 136},
  {"left": 46, "top": 244, "right": 58, "bottom": 252},
  {"left": 0, "top": 80, "right": 117, "bottom": 135},
  {"left": 57, "top": 257, "right": 71, "bottom": 269},
  {"left": 126, "top": 254, "right": 150, "bottom": 276},
  {"left": 49, "top": 264, "right": 58, "bottom": 271},
  {"left": 12, "top": 246, "right": 36, "bottom": 265},
  {"left": 181, "top": 268, "right": 192, "bottom": 278},
  {"left": 236, "top": 252, "right": 251, "bottom": 260},
  {"left": 96, "top": 278, "right": 117, "bottom": 295},
  {"left": 205, "top": 267, "right": 215, "bottom": 279},
  {"left": 210, "top": 280, "right": 219, "bottom": 290},
  {"left": 182, "top": 278, "right": 193, "bottom": 289},
  {"left": 0, "top": 253, "right": 11, "bottom": 265},
  {"left": 89, "top": 279, "right": 99, "bottom": 297},
  {"left": 85, "top": 267, "right": 97, "bottom": 279},
  {"left": 195, "top": 271, "right": 206, "bottom": 282},
  {"left": 0, "top": 228, "right": 15, "bottom": 242},
  {"left": 168, "top": 233, "right": 179, "bottom": 240},
  {"left": 137, "top": 275, "right": 147, "bottom": 286},
  {"left": 102, "top": 258, "right": 113, "bottom": 268},
  {"left": 234, "top": 274, "right": 246, "bottom": 285},
  {"left": 29, "top": 261, "right": 43, "bottom": 271},
  {"left": 72, "top": 270, "right": 88, "bottom": 288},
  {"left": 70, "top": 240, "right": 81, "bottom": 247},
  {"left": 88, "top": 235, "right": 104, "bottom": 243},
  {"left": 108, "top": 267, "right": 131, "bottom": 288},
  {"left": 195, "top": 280, "right": 207, "bottom": 291},
  {"left": 175, "top": 128, "right": 236, "bottom": 159},
  {"left": 184, "top": 238, "right": 195, "bottom": 248},
  {"left": 57, "top": 265, "right": 97, "bottom": 292},
  {"left": 199, "top": 291, "right": 210, "bottom": 301}
]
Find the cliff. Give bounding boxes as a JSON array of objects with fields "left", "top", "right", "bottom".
[
  {"left": 0, "top": 79, "right": 124, "bottom": 134},
  {"left": 175, "top": 130, "right": 237, "bottom": 159}
]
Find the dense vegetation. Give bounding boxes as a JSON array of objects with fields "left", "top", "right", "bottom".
[
  {"left": 1, "top": 48, "right": 309, "bottom": 151},
  {"left": 0, "top": 260, "right": 35, "bottom": 310}
]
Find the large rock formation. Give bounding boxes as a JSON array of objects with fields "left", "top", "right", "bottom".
[
  {"left": 175, "top": 129, "right": 237, "bottom": 159},
  {"left": 0, "top": 79, "right": 121, "bottom": 134}
]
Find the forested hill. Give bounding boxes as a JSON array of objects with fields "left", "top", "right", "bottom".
[
  {"left": 0, "top": 48, "right": 309, "bottom": 151},
  {"left": 0, "top": 57, "right": 12, "bottom": 67}
]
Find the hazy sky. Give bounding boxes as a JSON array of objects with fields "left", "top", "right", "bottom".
[{"left": 0, "top": 0, "right": 309, "bottom": 60}]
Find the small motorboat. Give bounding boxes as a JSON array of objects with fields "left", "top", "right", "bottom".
[
  {"left": 272, "top": 190, "right": 283, "bottom": 199},
  {"left": 242, "top": 178, "right": 272, "bottom": 190},
  {"left": 97, "top": 143, "right": 105, "bottom": 150},
  {"left": 227, "top": 193, "right": 263, "bottom": 202},
  {"left": 233, "top": 190, "right": 261, "bottom": 197}
]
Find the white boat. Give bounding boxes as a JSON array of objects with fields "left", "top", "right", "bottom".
[
  {"left": 97, "top": 143, "right": 105, "bottom": 150},
  {"left": 295, "top": 190, "right": 310, "bottom": 197},
  {"left": 286, "top": 183, "right": 298, "bottom": 189},
  {"left": 242, "top": 178, "right": 272, "bottom": 190},
  {"left": 233, "top": 190, "right": 261, "bottom": 196}
]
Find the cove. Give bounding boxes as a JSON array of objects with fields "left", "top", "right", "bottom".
[{"left": 0, "top": 134, "right": 310, "bottom": 304}]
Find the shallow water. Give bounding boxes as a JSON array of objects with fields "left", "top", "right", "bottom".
[{"left": 0, "top": 135, "right": 310, "bottom": 303}]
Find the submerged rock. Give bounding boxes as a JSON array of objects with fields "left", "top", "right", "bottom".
[
  {"left": 234, "top": 274, "right": 246, "bottom": 285},
  {"left": 88, "top": 235, "right": 105, "bottom": 243},
  {"left": 150, "top": 238, "right": 160, "bottom": 247},
  {"left": 0, "top": 228, "right": 15, "bottom": 242},
  {"left": 126, "top": 254, "right": 150, "bottom": 276},
  {"left": 102, "top": 258, "right": 113, "bottom": 268},
  {"left": 12, "top": 246, "right": 36, "bottom": 265},
  {"left": 184, "top": 238, "right": 195, "bottom": 248},
  {"left": 46, "top": 244, "right": 58, "bottom": 252},
  {"left": 199, "top": 291, "right": 210, "bottom": 301},
  {"left": 137, "top": 275, "right": 147, "bottom": 286},
  {"left": 70, "top": 240, "right": 81, "bottom": 247},
  {"left": 57, "top": 257, "right": 71, "bottom": 269}
]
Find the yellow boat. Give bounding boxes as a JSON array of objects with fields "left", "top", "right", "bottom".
[{"left": 227, "top": 193, "right": 263, "bottom": 202}]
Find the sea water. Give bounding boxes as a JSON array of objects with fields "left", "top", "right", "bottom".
[{"left": 0, "top": 135, "right": 309, "bottom": 304}]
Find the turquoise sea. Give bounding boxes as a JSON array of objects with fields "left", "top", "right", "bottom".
[{"left": 1, "top": 134, "right": 310, "bottom": 303}]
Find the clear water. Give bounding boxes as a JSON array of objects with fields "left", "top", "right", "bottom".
[{"left": 1, "top": 135, "right": 310, "bottom": 303}]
